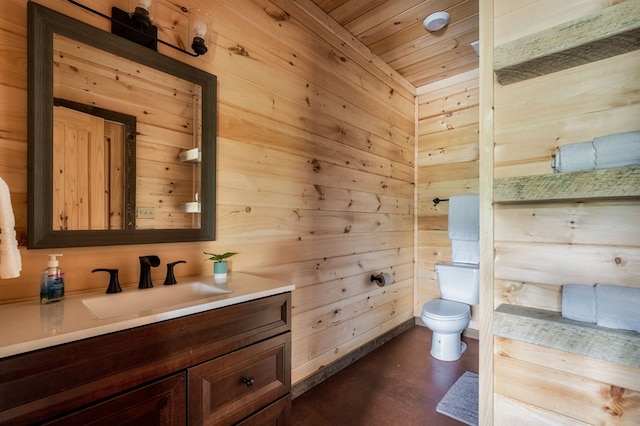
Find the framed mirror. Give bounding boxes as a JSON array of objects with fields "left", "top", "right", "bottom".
[{"left": 28, "top": 2, "right": 217, "bottom": 248}]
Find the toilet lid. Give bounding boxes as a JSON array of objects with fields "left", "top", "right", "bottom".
[{"left": 422, "top": 299, "right": 469, "bottom": 320}]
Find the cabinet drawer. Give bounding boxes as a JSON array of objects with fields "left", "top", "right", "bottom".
[
  {"left": 236, "top": 395, "right": 291, "bottom": 426},
  {"left": 189, "top": 333, "right": 290, "bottom": 426}
]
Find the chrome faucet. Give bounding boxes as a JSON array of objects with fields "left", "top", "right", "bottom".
[{"left": 139, "top": 255, "right": 161, "bottom": 289}]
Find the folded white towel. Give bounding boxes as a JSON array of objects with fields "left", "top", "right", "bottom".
[
  {"left": 595, "top": 284, "right": 640, "bottom": 333},
  {"left": 0, "top": 177, "right": 22, "bottom": 279},
  {"left": 554, "top": 141, "right": 596, "bottom": 172},
  {"left": 451, "top": 239, "right": 479, "bottom": 264},
  {"left": 448, "top": 195, "right": 479, "bottom": 241},
  {"left": 561, "top": 284, "right": 596, "bottom": 323},
  {"left": 593, "top": 131, "right": 640, "bottom": 169}
]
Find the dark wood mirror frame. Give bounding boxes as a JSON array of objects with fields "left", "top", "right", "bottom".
[{"left": 27, "top": 2, "right": 217, "bottom": 248}]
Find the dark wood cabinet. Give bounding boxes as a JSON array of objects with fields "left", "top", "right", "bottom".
[
  {"left": 189, "top": 333, "right": 290, "bottom": 425},
  {"left": 237, "top": 395, "right": 291, "bottom": 426},
  {"left": 0, "top": 293, "right": 291, "bottom": 425},
  {"left": 43, "top": 373, "right": 187, "bottom": 426}
]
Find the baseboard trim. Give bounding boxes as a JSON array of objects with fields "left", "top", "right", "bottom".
[
  {"left": 291, "top": 318, "right": 415, "bottom": 399},
  {"left": 463, "top": 327, "right": 479, "bottom": 340}
]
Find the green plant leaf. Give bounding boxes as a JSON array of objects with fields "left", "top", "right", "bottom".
[{"left": 203, "top": 251, "right": 238, "bottom": 262}]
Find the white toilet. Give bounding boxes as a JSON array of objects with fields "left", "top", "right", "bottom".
[
  {"left": 421, "top": 194, "right": 480, "bottom": 361},
  {"left": 421, "top": 263, "right": 479, "bottom": 361}
]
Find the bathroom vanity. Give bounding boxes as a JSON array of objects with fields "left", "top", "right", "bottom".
[{"left": 0, "top": 273, "right": 293, "bottom": 425}]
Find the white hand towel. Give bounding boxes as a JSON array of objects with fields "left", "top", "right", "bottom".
[
  {"left": 593, "top": 131, "right": 640, "bottom": 169},
  {"left": 448, "top": 195, "right": 479, "bottom": 241},
  {"left": 595, "top": 284, "right": 640, "bottom": 333},
  {"left": 0, "top": 177, "right": 22, "bottom": 279},
  {"left": 451, "top": 239, "right": 479, "bottom": 264},
  {"left": 554, "top": 141, "right": 596, "bottom": 173},
  {"left": 561, "top": 284, "right": 596, "bottom": 323}
]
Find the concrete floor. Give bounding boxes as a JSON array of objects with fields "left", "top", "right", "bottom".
[{"left": 291, "top": 325, "right": 479, "bottom": 425}]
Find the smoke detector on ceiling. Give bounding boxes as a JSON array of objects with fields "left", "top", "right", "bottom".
[{"left": 423, "top": 11, "right": 451, "bottom": 32}]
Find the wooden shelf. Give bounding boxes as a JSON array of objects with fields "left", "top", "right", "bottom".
[
  {"left": 494, "top": 304, "right": 640, "bottom": 369},
  {"left": 179, "top": 148, "right": 201, "bottom": 163},
  {"left": 494, "top": 166, "right": 640, "bottom": 204},
  {"left": 494, "top": 1, "right": 640, "bottom": 85}
]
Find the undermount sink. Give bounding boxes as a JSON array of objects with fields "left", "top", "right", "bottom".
[{"left": 82, "top": 282, "right": 231, "bottom": 319}]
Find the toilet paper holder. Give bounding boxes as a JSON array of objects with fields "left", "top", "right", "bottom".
[{"left": 370, "top": 273, "right": 393, "bottom": 287}]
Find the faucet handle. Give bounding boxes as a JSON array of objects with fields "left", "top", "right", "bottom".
[
  {"left": 92, "top": 268, "right": 122, "bottom": 294},
  {"left": 164, "top": 260, "right": 187, "bottom": 285}
]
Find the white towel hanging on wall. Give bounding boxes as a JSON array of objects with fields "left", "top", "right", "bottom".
[
  {"left": 0, "top": 177, "right": 22, "bottom": 279},
  {"left": 448, "top": 195, "right": 479, "bottom": 242}
]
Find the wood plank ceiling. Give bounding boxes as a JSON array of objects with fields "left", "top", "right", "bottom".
[{"left": 311, "top": 0, "right": 479, "bottom": 88}]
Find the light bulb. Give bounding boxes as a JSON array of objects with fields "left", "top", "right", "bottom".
[
  {"left": 136, "top": 0, "right": 153, "bottom": 10},
  {"left": 193, "top": 20, "right": 208, "bottom": 38},
  {"left": 189, "top": 9, "right": 212, "bottom": 55}
]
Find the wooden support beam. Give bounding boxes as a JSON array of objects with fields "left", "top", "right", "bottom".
[
  {"left": 494, "top": 166, "right": 640, "bottom": 203},
  {"left": 478, "top": 0, "right": 495, "bottom": 424},
  {"left": 494, "top": 1, "right": 640, "bottom": 85}
]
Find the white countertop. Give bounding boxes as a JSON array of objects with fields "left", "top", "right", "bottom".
[{"left": 0, "top": 272, "right": 294, "bottom": 359}]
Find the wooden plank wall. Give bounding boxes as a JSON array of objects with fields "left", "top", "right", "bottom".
[
  {"left": 493, "top": 0, "right": 640, "bottom": 423},
  {"left": 416, "top": 69, "right": 480, "bottom": 330},
  {"left": 0, "top": 0, "right": 415, "bottom": 385}
]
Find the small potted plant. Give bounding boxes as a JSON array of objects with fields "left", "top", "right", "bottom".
[{"left": 203, "top": 251, "right": 237, "bottom": 283}]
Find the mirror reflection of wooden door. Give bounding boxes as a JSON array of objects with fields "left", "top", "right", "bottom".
[{"left": 53, "top": 107, "right": 124, "bottom": 230}]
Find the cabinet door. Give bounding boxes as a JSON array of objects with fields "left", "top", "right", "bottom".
[
  {"left": 189, "top": 333, "right": 290, "bottom": 426},
  {"left": 236, "top": 395, "right": 291, "bottom": 426},
  {"left": 43, "top": 373, "right": 186, "bottom": 426}
]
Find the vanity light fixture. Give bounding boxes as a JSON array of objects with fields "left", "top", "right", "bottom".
[
  {"left": 129, "top": 0, "right": 155, "bottom": 30},
  {"left": 189, "top": 8, "right": 213, "bottom": 56},
  {"left": 66, "top": 0, "right": 211, "bottom": 57}
]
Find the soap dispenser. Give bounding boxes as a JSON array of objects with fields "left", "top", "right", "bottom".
[{"left": 41, "top": 254, "right": 65, "bottom": 304}]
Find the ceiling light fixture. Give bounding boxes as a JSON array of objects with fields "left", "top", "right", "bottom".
[{"left": 423, "top": 11, "right": 451, "bottom": 32}]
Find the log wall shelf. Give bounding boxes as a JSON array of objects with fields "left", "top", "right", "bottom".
[
  {"left": 493, "top": 166, "right": 640, "bottom": 204},
  {"left": 494, "top": 304, "right": 640, "bottom": 369},
  {"left": 494, "top": 1, "right": 640, "bottom": 85}
]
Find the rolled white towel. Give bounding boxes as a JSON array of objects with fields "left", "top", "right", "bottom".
[
  {"left": 595, "top": 284, "right": 640, "bottom": 333},
  {"left": 593, "top": 131, "right": 640, "bottom": 169},
  {"left": 561, "top": 284, "right": 596, "bottom": 323},
  {"left": 554, "top": 141, "right": 596, "bottom": 173},
  {"left": 0, "top": 177, "right": 22, "bottom": 279}
]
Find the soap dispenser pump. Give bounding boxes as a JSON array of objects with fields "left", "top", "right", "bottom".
[{"left": 41, "top": 254, "right": 65, "bottom": 304}]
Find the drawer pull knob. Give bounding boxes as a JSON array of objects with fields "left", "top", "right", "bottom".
[{"left": 243, "top": 377, "right": 255, "bottom": 388}]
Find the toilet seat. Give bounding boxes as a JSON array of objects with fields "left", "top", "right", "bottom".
[{"left": 422, "top": 299, "right": 469, "bottom": 321}]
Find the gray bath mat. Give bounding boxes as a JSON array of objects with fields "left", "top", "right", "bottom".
[{"left": 436, "top": 371, "right": 478, "bottom": 426}]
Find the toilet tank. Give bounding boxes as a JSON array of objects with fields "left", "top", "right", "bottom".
[{"left": 435, "top": 263, "right": 479, "bottom": 305}]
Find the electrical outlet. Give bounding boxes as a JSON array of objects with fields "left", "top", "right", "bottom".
[{"left": 137, "top": 206, "right": 155, "bottom": 219}]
